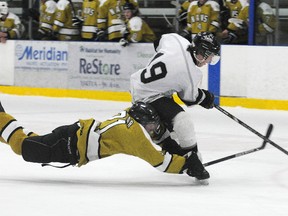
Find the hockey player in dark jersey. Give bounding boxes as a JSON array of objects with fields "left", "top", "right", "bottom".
[
  {"left": 0, "top": 101, "right": 209, "bottom": 182},
  {"left": 130, "top": 32, "right": 220, "bottom": 180}
]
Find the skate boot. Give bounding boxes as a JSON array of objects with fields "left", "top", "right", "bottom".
[{"left": 182, "top": 152, "right": 210, "bottom": 180}]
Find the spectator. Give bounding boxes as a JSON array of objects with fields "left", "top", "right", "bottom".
[
  {"left": 221, "top": 0, "right": 275, "bottom": 45},
  {"left": 0, "top": 1, "right": 25, "bottom": 43},
  {"left": 53, "top": 0, "right": 82, "bottom": 41},
  {"left": 215, "top": 0, "right": 230, "bottom": 30},
  {"left": 221, "top": 1, "right": 248, "bottom": 44},
  {"left": 81, "top": 0, "right": 99, "bottom": 40},
  {"left": 119, "top": 1, "right": 156, "bottom": 47},
  {"left": 225, "top": 0, "right": 246, "bottom": 18},
  {"left": 96, "top": 0, "right": 138, "bottom": 42},
  {"left": 182, "top": 0, "right": 220, "bottom": 42},
  {"left": 256, "top": 0, "right": 276, "bottom": 45},
  {"left": 36, "top": 0, "right": 57, "bottom": 40},
  {"left": 25, "top": 0, "right": 40, "bottom": 22},
  {"left": 177, "top": 0, "right": 194, "bottom": 30}
]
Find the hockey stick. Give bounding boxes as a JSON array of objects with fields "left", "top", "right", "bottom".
[
  {"left": 68, "top": 0, "right": 77, "bottom": 17},
  {"left": 162, "top": 13, "right": 173, "bottom": 28},
  {"left": 204, "top": 123, "right": 273, "bottom": 167},
  {"left": 214, "top": 104, "right": 288, "bottom": 155}
]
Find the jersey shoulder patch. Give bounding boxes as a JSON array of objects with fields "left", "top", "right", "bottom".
[
  {"left": 46, "top": 1, "right": 57, "bottom": 13},
  {"left": 258, "top": 2, "right": 273, "bottom": 15},
  {"left": 206, "top": 1, "right": 220, "bottom": 11},
  {"left": 7, "top": 12, "right": 21, "bottom": 23},
  {"left": 129, "top": 16, "right": 142, "bottom": 31},
  {"left": 57, "top": 0, "right": 70, "bottom": 11}
]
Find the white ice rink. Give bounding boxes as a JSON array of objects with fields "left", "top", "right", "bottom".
[{"left": 0, "top": 94, "right": 287, "bottom": 216}]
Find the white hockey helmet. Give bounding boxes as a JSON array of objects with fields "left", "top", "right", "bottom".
[{"left": 0, "top": 1, "right": 8, "bottom": 18}]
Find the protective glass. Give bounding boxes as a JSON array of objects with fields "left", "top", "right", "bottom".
[{"left": 209, "top": 55, "right": 220, "bottom": 65}]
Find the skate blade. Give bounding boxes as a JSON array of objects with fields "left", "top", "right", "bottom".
[{"left": 194, "top": 178, "right": 209, "bottom": 186}]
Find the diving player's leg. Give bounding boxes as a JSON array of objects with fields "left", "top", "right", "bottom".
[
  {"left": 150, "top": 97, "right": 198, "bottom": 153},
  {"left": 0, "top": 101, "right": 79, "bottom": 165},
  {"left": 149, "top": 97, "right": 209, "bottom": 180},
  {"left": 22, "top": 123, "right": 79, "bottom": 164},
  {"left": 0, "top": 102, "right": 30, "bottom": 155}
]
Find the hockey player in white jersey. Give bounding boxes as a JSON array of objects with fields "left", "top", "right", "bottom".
[{"left": 130, "top": 32, "right": 220, "bottom": 181}]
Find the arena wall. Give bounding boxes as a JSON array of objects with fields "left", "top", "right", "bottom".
[{"left": 0, "top": 40, "right": 287, "bottom": 110}]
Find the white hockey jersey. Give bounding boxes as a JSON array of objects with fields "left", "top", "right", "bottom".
[{"left": 130, "top": 33, "right": 203, "bottom": 104}]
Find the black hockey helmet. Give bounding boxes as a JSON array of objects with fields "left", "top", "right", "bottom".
[
  {"left": 188, "top": 32, "right": 220, "bottom": 65},
  {"left": 123, "top": 1, "right": 138, "bottom": 15},
  {"left": 128, "top": 102, "right": 163, "bottom": 139}
]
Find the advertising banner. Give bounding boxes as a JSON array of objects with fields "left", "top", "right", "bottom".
[
  {"left": 0, "top": 41, "right": 14, "bottom": 85},
  {"left": 68, "top": 42, "right": 155, "bottom": 91},
  {"left": 14, "top": 40, "right": 69, "bottom": 87},
  {"left": 15, "top": 40, "right": 68, "bottom": 72}
]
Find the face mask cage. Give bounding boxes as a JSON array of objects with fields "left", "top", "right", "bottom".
[
  {"left": 142, "top": 116, "right": 162, "bottom": 139},
  {"left": 195, "top": 39, "right": 221, "bottom": 64}
]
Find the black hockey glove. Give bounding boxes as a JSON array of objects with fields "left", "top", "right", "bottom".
[
  {"left": 95, "top": 29, "right": 106, "bottom": 41},
  {"left": 199, "top": 89, "right": 214, "bottom": 109},
  {"left": 222, "top": 31, "right": 238, "bottom": 44},
  {"left": 119, "top": 38, "right": 129, "bottom": 47},
  {"left": 72, "top": 16, "right": 83, "bottom": 27}
]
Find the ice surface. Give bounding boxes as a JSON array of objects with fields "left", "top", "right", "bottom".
[{"left": 0, "top": 94, "right": 287, "bottom": 216}]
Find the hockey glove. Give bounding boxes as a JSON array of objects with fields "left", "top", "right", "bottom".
[
  {"left": 95, "top": 30, "right": 106, "bottom": 41},
  {"left": 72, "top": 16, "right": 83, "bottom": 27},
  {"left": 119, "top": 38, "right": 129, "bottom": 47},
  {"left": 199, "top": 89, "right": 214, "bottom": 109},
  {"left": 222, "top": 31, "right": 238, "bottom": 44}
]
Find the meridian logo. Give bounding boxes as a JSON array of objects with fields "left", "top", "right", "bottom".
[{"left": 16, "top": 44, "right": 68, "bottom": 61}]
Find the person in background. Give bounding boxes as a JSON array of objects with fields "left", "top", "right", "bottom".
[
  {"left": 53, "top": 0, "right": 81, "bottom": 41},
  {"left": 182, "top": 0, "right": 220, "bottom": 42},
  {"left": 0, "top": 101, "right": 209, "bottom": 183},
  {"left": 220, "top": 0, "right": 248, "bottom": 44},
  {"left": 225, "top": 0, "right": 246, "bottom": 18},
  {"left": 177, "top": 0, "right": 194, "bottom": 31},
  {"left": 0, "top": 1, "right": 25, "bottom": 43},
  {"left": 221, "top": 0, "right": 276, "bottom": 45},
  {"left": 96, "top": 0, "right": 138, "bottom": 42},
  {"left": 256, "top": 0, "right": 276, "bottom": 45},
  {"left": 81, "top": 0, "right": 99, "bottom": 40},
  {"left": 119, "top": 1, "right": 156, "bottom": 47},
  {"left": 221, "top": 0, "right": 248, "bottom": 44},
  {"left": 36, "top": 0, "right": 57, "bottom": 40}
]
